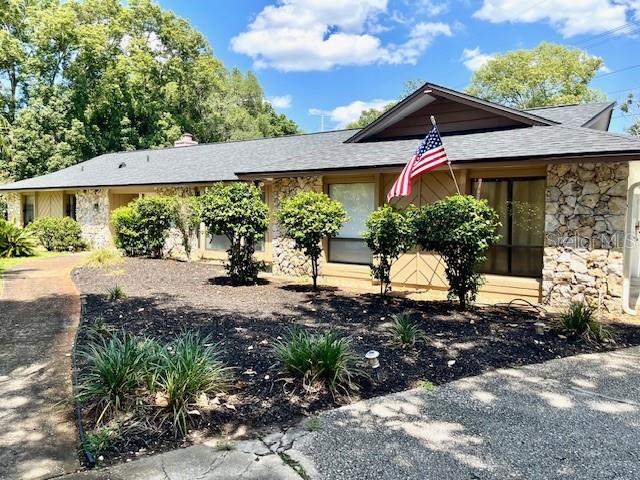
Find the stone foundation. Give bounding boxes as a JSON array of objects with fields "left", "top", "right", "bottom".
[
  {"left": 543, "top": 162, "right": 627, "bottom": 312},
  {"left": 271, "top": 176, "right": 323, "bottom": 277},
  {"left": 77, "top": 189, "right": 113, "bottom": 248}
]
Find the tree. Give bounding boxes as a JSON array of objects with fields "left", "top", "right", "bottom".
[
  {"left": 413, "top": 195, "right": 501, "bottom": 310},
  {"left": 363, "top": 206, "right": 415, "bottom": 297},
  {"left": 200, "top": 182, "right": 268, "bottom": 285},
  {"left": 0, "top": 0, "right": 300, "bottom": 180},
  {"left": 620, "top": 93, "right": 640, "bottom": 137},
  {"left": 172, "top": 196, "right": 201, "bottom": 261},
  {"left": 465, "top": 42, "right": 605, "bottom": 109},
  {"left": 276, "top": 191, "right": 347, "bottom": 290}
]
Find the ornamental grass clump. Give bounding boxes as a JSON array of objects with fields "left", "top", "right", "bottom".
[
  {"left": 154, "top": 332, "right": 232, "bottom": 436},
  {"left": 554, "top": 302, "right": 612, "bottom": 343},
  {"left": 78, "top": 332, "right": 149, "bottom": 424},
  {"left": 85, "top": 248, "right": 124, "bottom": 269},
  {"left": 274, "top": 328, "right": 361, "bottom": 395},
  {"left": 107, "top": 285, "right": 126, "bottom": 301},
  {"left": 389, "top": 312, "right": 421, "bottom": 347}
]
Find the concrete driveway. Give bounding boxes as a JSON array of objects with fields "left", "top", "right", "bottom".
[
  {"left": 0, "top": 255, "right": 84, "bottom": 480},
  {"left": 63, "top": 345, "right": 640, "bottom": 480}
]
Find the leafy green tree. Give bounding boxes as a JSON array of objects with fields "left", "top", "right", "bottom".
[
  {"left": 363, "top": 206, "right": 415, "bottom": 297},
  {"left": 620, "top": 93, "right": 640, "bottom": 137},
  {"left": 200, "top": 182, "right": 268, "bottom": 285},
  {"left": 465, "top": 42, "right": 605, "bottom": 109},
  {"left": 0, "top": 0, "right": 299, "bottom": 180},
  {"left": 346, "top": 104, "right": 395, "bottom": 129},
  {"left": 413, "top": 195, "right": 501, "bottom": 310},
  {"left": 276, "top": 191, "right": 347, "bottom": 290},
  {"left": 172, "top": 196, "right": 201, "bottom": 261},
  {"left": 111, "top": 196, "right": 175, "bottom": 258}
]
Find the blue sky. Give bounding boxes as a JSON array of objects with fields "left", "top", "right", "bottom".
[{"left": 158, "top": 0, "right": 639, "bottom": 134}]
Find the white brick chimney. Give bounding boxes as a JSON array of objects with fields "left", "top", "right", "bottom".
[{"left": 174, "top": 133, "right": 198, "bottom": 147}]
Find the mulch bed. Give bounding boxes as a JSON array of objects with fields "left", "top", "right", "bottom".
[{"left": 72, "top": 257, "right": 640, "bottom": 465}]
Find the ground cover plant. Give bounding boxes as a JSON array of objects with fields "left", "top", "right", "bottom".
[{"left": 72, "top": 258, "right": 640, "bottom": 465}]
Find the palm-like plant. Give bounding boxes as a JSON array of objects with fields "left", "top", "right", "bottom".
[{"left": 0, "top": 220, "right": 37, "bottom": 257}]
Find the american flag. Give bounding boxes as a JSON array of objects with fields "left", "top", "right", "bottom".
[{"left": 387, "top": 125, "right": 449, "bottom": 202}]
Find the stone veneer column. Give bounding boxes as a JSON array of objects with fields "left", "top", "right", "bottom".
[
  {"left": 271, "top": 176, "right": 323, "bottom": 277},
  {"left": 76, "top": 189, "right": 113, "bottom": 248},
  {"left": 543, "top": 162, "right": 627, "bottom": 312},
  {"left": 5, "top": 192, "right": 22, "bottom": 224}
]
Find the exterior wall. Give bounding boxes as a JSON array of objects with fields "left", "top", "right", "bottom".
[
  {"left": 543, "top": 162, "right": 627, "bottom": 312},
  {"left": 6, "top": 192, "right": 22, "bottom": 225},
  {"left": 77, "top": 189, "right": 113, "bottom": 248},
  {"left": 271, "top": 176, "right": 323, "bottom": 277}
]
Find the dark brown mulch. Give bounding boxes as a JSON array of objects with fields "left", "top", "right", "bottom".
[{"left": 72, "top": 257, "right": 640, "bottom": 464}]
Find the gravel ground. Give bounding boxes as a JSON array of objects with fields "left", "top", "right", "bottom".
[{"left": 71, "top": 257, "right": 640, "bottom": 464}]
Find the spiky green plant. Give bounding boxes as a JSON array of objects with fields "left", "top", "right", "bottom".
[
  {"left": 555, "top": 302, "right": 612, "bottom": 343},
  {"left": 0, "top": 220, "right": 37, "bottom": 258},
  {"left": 78, "top": 333, "right": 148, "bottom": 424},
  {"left": 107, "top": 285, "right": 126, "bottom": 301},
  {"left": 274, "top": 328, "right": 361, "bottom": 394},
  {"left": 154, "top": 332, "right": 231, "bottom": 436},
  {"left": 389, "top": 312, "right": 421, "bottom": 347}
]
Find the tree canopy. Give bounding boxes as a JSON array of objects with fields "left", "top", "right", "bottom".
[
  {"left": 0, "top": 0, "right": 299, "bottom": 180},
  {"left": 465, "top": 42, "right": 605, "bottom": 109}
]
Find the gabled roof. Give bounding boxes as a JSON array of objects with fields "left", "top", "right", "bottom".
[
  {"left": 523, "top": 102, "right": 615, "bottom": 127},
  {"left": 345, "top": 82, "right": 557, "bottom": 143}
]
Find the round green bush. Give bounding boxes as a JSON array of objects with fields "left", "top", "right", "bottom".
[{"left": 29, "top": 217, "right": 86, "bottom": 252}]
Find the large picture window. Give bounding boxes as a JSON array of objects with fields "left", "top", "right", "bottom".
[
  {"left": 471, "top": 177, "right": 545, "bottom": 277},
  {"left": 328, "top": 182, "right": 375, "bottom": 265}
]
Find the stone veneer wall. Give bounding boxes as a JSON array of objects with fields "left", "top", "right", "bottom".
[
  {"left": 5, "top": 192, "right": 21, "bottom": 224},
  {"left": 271, "top": 176, "right": 323, "bottom": 277},
  {"left": 543, "top": 162, "right": 627, "bottom": 312},
  {"left": 77, "top": 189, "right": 113, "bottom": 248}
]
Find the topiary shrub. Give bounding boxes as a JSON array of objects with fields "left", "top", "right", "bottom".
[
  {"left": 200, "top": 182, "right": 268, "bottom": 285},
  {"left": 276, "top": 191, "right": 347, "bottom": 289},
  {"left": 111, "top": 196, "right": 176, "bottom": 258},
  {"left": 29, "top": 216, "right": 86, "bottom": 251},
  {"left": 363, "top": 205, "right": 415, "bottom": 297},
  {"left": 413, "top": 195, "right": 501, "bottom": 310},
  {"left": 0, "top": 219, "right": 37, "bottom": 257}
]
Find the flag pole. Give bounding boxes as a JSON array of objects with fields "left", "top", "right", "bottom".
[{"left": 430, "top": 115, "right": 461, "bottom": 195}]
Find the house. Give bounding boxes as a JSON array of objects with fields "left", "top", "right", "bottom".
[{"left": 3, "top": 82, "right": 640, "bottom": 314}]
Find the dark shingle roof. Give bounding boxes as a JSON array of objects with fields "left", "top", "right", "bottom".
[
  {"left": 0, "top": 102, "right": 637, "bottom": 192},
  {"left": 523, "top": 102, "right": 613, "bottom": 126}
]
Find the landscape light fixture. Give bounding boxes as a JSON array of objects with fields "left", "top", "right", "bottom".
[{"left": 365, "top": 350, "right": 380, "bottom": 369}]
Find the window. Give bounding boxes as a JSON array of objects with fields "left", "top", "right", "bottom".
[
  {"left": 22, "top": 194, "right": 35, "bottom": 226},
  {"left": 328, "top": 182, "right": 375, "bottom": 264},
  {"left": 471, "top": 177, "right": 545, "bottom": 277},
  {"left": 64, "top": 194, "right": 77, "bottom": 220}
]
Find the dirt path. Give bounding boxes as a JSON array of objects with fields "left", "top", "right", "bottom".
[{"left": 0, "top": 254, "right": 84, "bottom": 480}]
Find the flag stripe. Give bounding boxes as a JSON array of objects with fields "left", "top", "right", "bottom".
[{"left": 387, "top": 125, "right": 450, "bottom": 202}]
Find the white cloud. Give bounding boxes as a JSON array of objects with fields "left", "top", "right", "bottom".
[
  {"left": 474, "top": 0, "right": 633, "bottom": 37},
  {"left": 268, "top": 95, "right": 292, "bottom": 108},
  {"left": 461, "top": 46, "right": 495, "bottom": 71},
  {"left": 230, "top": 0, "right": 452, "bottom": 71},
  {"left": 310, "top": 99, "right": 393, "bottom": 129}
]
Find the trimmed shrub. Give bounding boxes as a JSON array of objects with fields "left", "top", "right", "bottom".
[
  {"left": 276, "top": 191, "right": 347, "bottom": 289},
  {"left": 555, "top": 302, "right": 612, "bottom": 343},
  {"left": 363, "top": 205, "right": 415, "bottom": 297},
  {"left": 0, "top": 219, "right": 37, "bottom": 257},
  {"left": 111, "top": 196, "right": 175, "bottom": 258},
  {"left": 274, "top": 328, "right": 361, "bottom": 395},
  {"left": 29, "top": 216, "right": 86, "bottom": 251},
  {"left": 200, "top": 182, "right": 268, "bottom": 285},
  {"left": 413, "top": 195, "right": 501, "bottom": 310}
]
